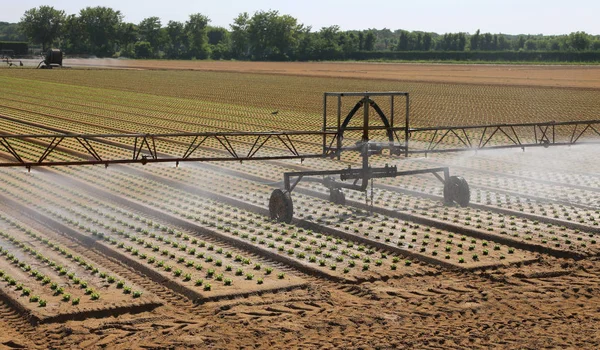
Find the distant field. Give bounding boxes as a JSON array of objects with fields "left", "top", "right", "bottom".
[
  {"left": 62, "top": 59, "right": 600, "bottom": 89},
  {"left": 1, "top": 67, "right": 599, "bottom": 130}
]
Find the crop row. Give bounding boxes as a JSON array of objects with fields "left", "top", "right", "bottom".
[
  {"left": 54, "top": 163, "right": 537, "bottom": 269},
  {"left": 3, "top": 70, "right": 600, "bottom": 127},
  {"left": 0, "top": 171, "right": 306, "bottom": 298},
  {"left": 2, "top": 169, "right": 433, "bottom": 281},
  {"left": 0, "top": 206, "right": 151, "bottom": 317}
]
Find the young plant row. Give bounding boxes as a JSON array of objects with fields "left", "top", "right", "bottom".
[
  {"left": 0, "top": 210, "right": 147, "bottom": 313},
  {"left": 62, "top": 165, "right": 535, "bottom": 269},
  {"left": 0, "top": 171, "right": 301, "bottom": 295}
]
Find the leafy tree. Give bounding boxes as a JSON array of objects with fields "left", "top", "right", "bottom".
[
  {"left": 138, "top": 17, "right": 162, "bottom": 56},
  {"left": 497, "top": 35, "right": 510, "bottom": 50},
  {"left": 567, "top": 31, "right": 590, "bottom": 51},
  {"left": 78, "top": 6, "right": 124, "bottom": 57},
  {"left": 457, "top": 33, "right": 467, "bottom": 51},
  {"left": 0, "top": 22, "right": 27, "bottom": 41},
  {"left": 358, "top": 32, "right": 364, "bottom": 50},
  {"left": 480, "top": 33, "right": 494, "bottom": 50},
  {"left": 340, "top": 32, "right": 358, "bottom": 55},
  {"left": 469, "top": 29, "right": 480, "bottom": 50},
  {"left": 515, "top": 35, "right": 526, "bottom": 50},
  {"left": 165, "top": 21, "right": 187, "bottom": 58},
  {"left": 207, "top": 27, "right": 229, "bottom": 45},
  {"left": 118, "top": 22, "right": 138, "bottom": 57},
  {"left": 185, "top": 13, "right": 210, "bottom": 59},
  {"left": 396, "top": 30, "right": 409, "bottom": 51},
  {"left": 62, "top": 14, "right": 86, "bottom": 54},
  {"left": 230, "top": 12, "right": 250, "bottom": 59},
  {"left": 422, "top": 33, "right": 433, "bottom": 50},
  {"left": 19, "top": 6, "right": 65, "bottom": 51},
  {"left": 208, "top": 26, "right": 231, "bottom": 59},
  {"left": 364, "top": 31, "right": 376, "bottom": 51},
  {"left": 134, "top": 41, "right": 152, "bottom": 58},
  {"left": 524, "top": 39, "right": 537, "bottom": 50},
  {"left": 246, "top": 10, "right": 303, "bottom": 60},
  {"left": 296, "top": 27, "right": 316, "bottom": 61},
  {"left": 315, "top": 25, "right": 342, "bottom": 60}
]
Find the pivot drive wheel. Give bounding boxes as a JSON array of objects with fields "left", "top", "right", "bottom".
[
  {"left": 269, "top": 189, "right": 293, "bottom": 223},
  {"left": 329, "top": 188, "right": 346, "bottom": 205},
  {"left": 443, "top": 176, "right": 470, "bottom": 207}
]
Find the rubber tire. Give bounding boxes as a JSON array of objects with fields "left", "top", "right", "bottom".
[
  {"left": 443, "top": 176, "right": 470, "bottom": 207},
  {"left": 329, "top": 189, "right": 346, "bottom": 205},
  {"left": 269, "top": 189, "right": 294, "bottom": 223}
]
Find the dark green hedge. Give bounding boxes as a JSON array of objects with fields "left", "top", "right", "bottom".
[
  {"left": 347, "top": 50, "right": 600, "bottom": 62},
  {"left": 0, "top": 42, "right": 28, "bottom": 55}
]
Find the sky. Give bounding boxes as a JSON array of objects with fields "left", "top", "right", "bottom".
[{"left": 2, "top": 0, "right": 599, "bottom": 35}]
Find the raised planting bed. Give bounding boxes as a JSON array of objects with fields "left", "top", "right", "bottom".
[
  {"left": 0, "top": 205, "right": 160, "bottom": 324},
  {"left": 13, "top": 168, "right": 437, "bottom": 283},
  {"left": 56, "top": 164, "right": 538, "bottom": 270},
  {"left": 0, "top": 171, "right": 307, "bottom": 302}
]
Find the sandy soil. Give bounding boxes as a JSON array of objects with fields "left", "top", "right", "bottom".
[
  {"left": 1, "top": 61, "right": 600, "bottom": 349},
  {"left": 4, "top": 257, "right": 600, "bottom": 349},
  {"left": 63, "top": 59, "right": 600, "bottom": 89}
]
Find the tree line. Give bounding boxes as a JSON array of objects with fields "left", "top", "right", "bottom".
[
  {"left": 0, "top": 22, "right": 26, "bottom": 42},
  {"left": 13, "top": 5, "right": 600, "bottom": 61}
]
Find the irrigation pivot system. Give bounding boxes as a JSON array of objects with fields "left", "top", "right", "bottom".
[{"left": 0, "top": 92, "right": 599, "bottom": 224}]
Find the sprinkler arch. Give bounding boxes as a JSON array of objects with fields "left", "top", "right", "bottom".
[{"left": 338, "top": 98, "right": 395, "bottom": 144}]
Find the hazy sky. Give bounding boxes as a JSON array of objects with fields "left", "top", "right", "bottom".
[{"left": 2, "top": 0, "right": 599, "bottom": 35}]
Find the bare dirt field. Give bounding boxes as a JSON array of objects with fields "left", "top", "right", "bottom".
[{"left": 0, "top": 62, "right": 599, "bottom": 349}]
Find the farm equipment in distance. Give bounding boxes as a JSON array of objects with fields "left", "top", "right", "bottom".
[
  {"left": 37, "top": 49, "right": 63, "bottom": 69},
  {"left": 2, "top": 50, "right": 22, "bottom": 67},
  {"left": 0, "top": 92, "right": 598, "bottom": 224}
]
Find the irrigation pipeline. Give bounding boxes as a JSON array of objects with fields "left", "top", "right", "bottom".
[
  {"left": 2, "top": 109, "right": 600, "bottom": 220},
  {"left": 1, "top": 104, "right": 600, "bottom": 168},
  {"left": 1, "top": 114, "right": 597, "bottom": 237}
]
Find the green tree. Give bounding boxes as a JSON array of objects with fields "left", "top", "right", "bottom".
[
  {"left": 567, "top": 31, "right": 590, "bottom": 50},
  {"left": 358, "top": 32, "right": 364, "bottom": 50},
  {"left": 118, "top": 22, "right": 138, "bottom": 57},
  {"left": 315, "top": 25, "right": 342, "bottom": 60},
  {"left": 134, "top": 41, "right": 152, "bottom": 58},
  {"left": 497, "top": 35, "right": 510, "bottom": 50},
  {"left": 19, "top": 6, "right": 65, "bottom": 51},
  {"left": 364, "top": 31, "right": 376, "bottom": 51},
  {"left": 422, "top": 33, "right": 433, "bottom": 50},
  {"left": 230, "top": 12, "right": 250, "bottom": 59},
  {"left": 396, "top": 30, "right": 409, "bottom": 51},
  {"left": 246, "top": 10, "right": 303, "bottom": 60},
  {"left": 515, "top": 35, "right": 526, "bottom": 50},
  {"left": 207, "top": 26, "right": 231, "bottom": 59},
  {"left": 207, "top": 26, "right": 229, "bottom": 45},
  {"left": 469, "top": 29, "right": 480, "bottom": 50},
  {"left": 138, "top": 17, "right": 162, "bottom": 56},
  {"left": 62, "top": 14, "right": 85, "bottom": 53},
  {"left": 165, "top": 21, "right": 187, "bottom": 58},
  {"left": 185, "top": 13, "right": 210, "bottom": 59},
  {"left": 78, "top": 6, "right": 124, "bottom": 57},
  {"left": 524, "top": 39, "right": 537, "bottom": 50},
  {"left": 296, "top": 27, "right": 316, "bottom": 61},
  {"left": 340, "top": 32, "right": 358, "bottom": 55},
  {"left": 0, "top": 22, "right": 27, "bottom": 41}
]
